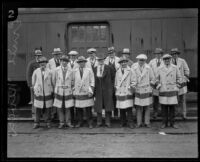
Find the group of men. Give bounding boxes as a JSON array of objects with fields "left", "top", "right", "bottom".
[{"left": 26, "top": 46, "right": 190, "bottom": 130}]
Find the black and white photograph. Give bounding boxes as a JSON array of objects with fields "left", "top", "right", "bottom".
[{"left": 3, "top": 7, "right": 198, "bottom": 158}]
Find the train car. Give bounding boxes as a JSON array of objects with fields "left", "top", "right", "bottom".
[{"left": 8, "top": 8, "right": 198, "bottom": 107}]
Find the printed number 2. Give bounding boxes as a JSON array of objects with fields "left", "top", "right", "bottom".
[{"left": 8, "top": 10, "right": 15, "bottom": 19}]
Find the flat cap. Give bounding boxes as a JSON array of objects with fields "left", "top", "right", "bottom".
[
  {"left": 68, "top": 50, "right": 79, "bottom": 56},
  {"left": 38, "top": 56, "right": 48, "bottom": 63},
  {"left": 122, "top": 48, "right": 130, "bottom": 54},
  {"left": 97, "top": 53, "right": 106, "bottom": 60},
  {"left": 107, "top": 46, "right": 115, "bottom": 54},
  {"left": 52, "top": 48, "right": 63, "bottom": 55},
  {"left": 162, "top": 54, "right": 172, "bottom": 59},
  {"left": 60, "top": 55, "right": 70, "bottom": 62},
  {"left": 136, "top": 54, "right": 147, "bottom": 60},
  {"left": 87, "top": 48, "right": 97, "bottom": 53},
  {"left": 77, "top": 56, "right": 87, "bottom": 63},
  {"left": 118, "top": 57, "right": 128, "bottom": 63},
  {"left": 154, "top": 48, "right": 163, "bottom": 54},
  {"left": 171, "top": 48, "right": 180, "bottom": 54},
  {"left": 34, "top": 49, "right": 42, "bottom": 56}
]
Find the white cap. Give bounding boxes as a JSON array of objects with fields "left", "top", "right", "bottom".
[
  {"left": 122, "top": 48, "right": 130, "bottom": 54},
  {"left": 162, "top": 54, "right": 172, "bottom": 59},
  {"left": 136, "top": 54, "right": 147, "bottom": 60},
  {"left": 87, "top": 48, "right": 97, "bottom": 53},
  {"left": 68, "top": 50, "right": 79, "bottom": 55},
  {"left": 52, "top": 48, "right": 62, "bottom": 55}
]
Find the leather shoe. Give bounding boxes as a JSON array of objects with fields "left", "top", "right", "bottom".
[
  {"left": 135, "top": 124, "right": 141, "bottom": 128},
  {"left": 128, "top": 124, "right": 134, "bottom": 129},
  {"left": 89, "top": 124, "right": 93, "bottom": 129},
  {"left": 171, "top": 124, "right": 179, "bottom": 129},
  {"left": 33, "top": 123, "right": 39, "bottom": 129},
  {"left": 66, "top": 123, "right": 74, "bottom": 128},
  {"left": 75, "top": 123, "right": 81, "bottom": 128},
  {"left": 96, "top": 123, "right": 102, "bottom": 128},
  {"left": 105, "top": 123, "right": 111, "bottom": 128},
  {"left": 145, "top": 124, "right": 151, "bottom": 128},
  {"left": 58, "top": 124, "right": 65, "bottom": 129},
  {"left": 160, "top": 124, "right": 166, "bottom": 129},
  {"left": 120, "top": 123, "right": 126, "bottom": 127},
  {"left": 46, "top": 124, "right": 51, "bottom": 129}
]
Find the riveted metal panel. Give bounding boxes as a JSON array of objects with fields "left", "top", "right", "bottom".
[
  {"left": 111, "top": 20, "right": 131, "bottom": 57},
  {"left": 131, "top": 20, "right": 151, "bottom": 62},
  {"left": 46, "top": 22, "right": 66, "bottom": 59},
  {"left": 27, "top": 23, "right": 46, "bottom": 61}
]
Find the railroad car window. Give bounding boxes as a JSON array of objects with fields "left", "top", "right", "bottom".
[
  {"left": 79, "top": 26, "right": 85, "bottom": 42},
  {"left": 86, "top": 26, "right": 93, "bottom": 42},
  {"left": 100, "top": 25, "right": 107, "bottom": 41},
  {"left": 68, "top": 23, "right": 109, "bottom": 55},
  {"left": 93, "top": 26, "right": 100, "bottom": 41},
  {"left": 70, "top": 24, "right": 108, "bottom": 43},
  {"left": 71, "top": 26, "right": 78, "bottom": 42}
]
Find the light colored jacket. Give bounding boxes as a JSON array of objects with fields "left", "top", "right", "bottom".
[
  {"left": 86, "top": 57, "right": 99, "bottom": 69},
  {"left": 68, "top": 59, "right": 79, "bottom": 71},
  {"left": 73, "top": 67, "right": 95, "bottom": 108},
  {"left": 156, "top": 63, "right": 182, "bottom": 105},
  {"left": 47, "top": 58, "right": 59, "bottom": 70},
  {"left": 175, "top": 57, "right": 190, "bottom": 95},
  {"left": 133, "top": 63, "right": 155, "bottom": 106},
  {"left": 32, "top": 67, "right": 53, "bottom": 108},
  {"left": 148, "top": 58, "right": 164, "bottom": 96},
  {"left": 115, "top": 66, "right": 136, "bottom": 109},
  {"left": 53, "top": 66, "right": 74, "bottom": 108}
]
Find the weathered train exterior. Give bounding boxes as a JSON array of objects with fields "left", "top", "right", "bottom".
[{"left": 7, "top": 8, "right": 198, "bottom": 106}]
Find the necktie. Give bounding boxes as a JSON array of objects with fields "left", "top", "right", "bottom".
[
  {"left": 157, "top": 59, "right": 161, "bottom": 67},
  {"left": 110, "top": 58, "right": 113, "bottom": 64},
  {"left": 174, "top": 59, "right": 177, "bottom": 65},
  {"left": 63, "top": 68, "right": 67, "bottom": 79},
  {"left": 121, "top": 68, "right": 124, "bottom": 74},
  {"left": 91, "top": 59, "right": 94, "bottom": 66},
  {"left": 55, "top": 59, "right": 59, "bottom": 67},
  {"left": 80, "top": 68, "right": 83, "bottom": 78},
  {"left": 71, "top": 61, "right": 74, "bottom": 68},
  {"left": 100, "top": 65, "right": 103, "bottom": 76},
  {"left": 140, "top": 66, "right": 143, "bottom": 73}
]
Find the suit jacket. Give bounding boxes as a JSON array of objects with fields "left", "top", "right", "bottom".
[
  {"left": 26, "top": 59, "right": 40, "bottom": 87},
  {"left": 94, "top": 65, "right": 114, "bottom": 112},
  {"left": 104, "top": 56, "right": 120, "bottom": 70}
]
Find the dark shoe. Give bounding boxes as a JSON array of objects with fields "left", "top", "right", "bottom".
[
  {"left": 182, "top": 115, "right": 187, "bottom": 120},
  {"left": 160, "top": 124, "right": 166, "bottom": 129},
  {"left": 66, "top": 123, "right": 74, "bottom": 128},
  {"left": 105, "top": 123, "right": 111, "bottom": 128},
  {"left": 89, "top": 124, "right": 93, "bottom": 129},
  {"left": 33, "top": 123, "right": 39, "bottom": 129},
  {"left": 120, "top": 123, "right": 126, "bottom": 127},
  {"left": 58, "top": 124, "right": 65, "bottom": 129},
  {"left": 135, "top": 124, "right": 141, "bottom": 128},
  {"left": 75, "top": 123, "right": 81, "bottom": 128},
  {"left": 145, "top": 124, "right": 151, "bottom": 128},
  {"left": 171, "top": 124, "right": 179, "bottom": 129},
  {"left": 46, "top": 123, "right": 51, "bottom": 129},
  {"left": 96, "top": 123, "right": 102, "bottom": 128},
  {"left": 128, "top": 123, "right": 134, "bottom": 129},
  {"left": 153, "top": 112, "right": 158, "bottom": 119}
]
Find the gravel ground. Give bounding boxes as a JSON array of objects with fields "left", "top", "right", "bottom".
[{"left": 7, "top": 121, "right": 198, "bottom": 158}]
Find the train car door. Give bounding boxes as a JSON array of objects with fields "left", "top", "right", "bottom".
[{"left": 67, "top": 23, "right": 110, "bottom": 57}]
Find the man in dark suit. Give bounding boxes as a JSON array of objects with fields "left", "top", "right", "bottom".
[
  {"left": 94, "top": 53, "right": 114, "bottom": 127},
  {"left": 104, "top": 47, "right": 120, "bottom": 118},
  {"left": 26, "top": 48, "right": 43, "bottom": 117}
]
